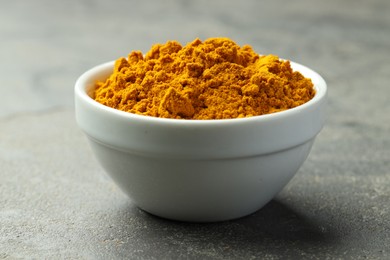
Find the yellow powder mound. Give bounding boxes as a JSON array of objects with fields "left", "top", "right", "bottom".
[{"left": 93, "top": 37, "right": 315, "bottom": 119}]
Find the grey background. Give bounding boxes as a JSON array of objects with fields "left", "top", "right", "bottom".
[{"left": 1, "top": 0, "right": 389, "bottom": 259}]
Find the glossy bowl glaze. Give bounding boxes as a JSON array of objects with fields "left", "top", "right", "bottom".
[{"left": 75, "top": 60, "right": 327, "bottom": 222}]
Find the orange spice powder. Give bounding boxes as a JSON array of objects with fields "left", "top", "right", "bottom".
[{"left": 93, "top": 37, "right": 315, "bottom": 119}]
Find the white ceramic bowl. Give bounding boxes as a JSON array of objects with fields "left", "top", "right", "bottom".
[{"left": 75, "top": 60, "right": 327, "bottom": 222}]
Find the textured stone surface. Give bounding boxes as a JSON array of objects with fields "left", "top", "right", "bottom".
[{"left": 1, "top": 0, "right": 389, "bottom": 259}]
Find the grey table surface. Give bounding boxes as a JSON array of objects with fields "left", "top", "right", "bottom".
[{"left": 1, "top": 0, "right": 389, "bottom": 259}]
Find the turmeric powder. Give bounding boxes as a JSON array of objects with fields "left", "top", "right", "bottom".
[{"left": 93, "top": 38, "right": 315, "bottom": 120}]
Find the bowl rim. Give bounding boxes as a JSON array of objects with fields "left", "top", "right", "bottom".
[{"left": 75, "top": 60, "right": 327, "bottom": 126}]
